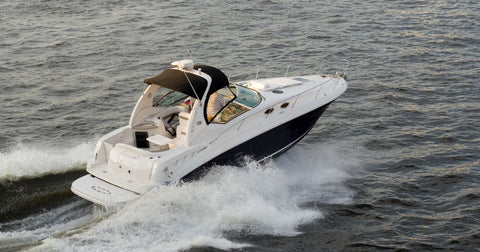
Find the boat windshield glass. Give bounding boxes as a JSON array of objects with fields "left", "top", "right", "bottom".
[
  {"left": 208, "top": 84, "right": 261, "bottom": 124},
  {"left": 206, "top": 86, "right": 236, "bottom": 122},
  {"left": 234, "top": 85, "right": 261, "bottom": 108},
  {"left": 153, "top": 90, "right": 189, "bottom": 107}
]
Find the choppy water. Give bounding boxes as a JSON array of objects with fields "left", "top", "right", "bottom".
[{"left": 1, "top": 0, "right": 479, "bottom": 251}]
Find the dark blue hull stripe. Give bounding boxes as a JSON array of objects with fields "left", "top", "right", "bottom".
[{"left": 181, "top": 102, "right": 331, "bottom": 181}]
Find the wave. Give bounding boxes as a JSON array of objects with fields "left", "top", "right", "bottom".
[
  {"left": 25, "top": 144, "right": 358, "bottom": 252},
  {"left": 0, "top": 141, "right": 95, "bottom": 182},
  {"left": 0, "top": 200, "right": 97, "bottom": 251}
]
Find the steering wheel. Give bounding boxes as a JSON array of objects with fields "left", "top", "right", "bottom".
[
  {"left": 167, "top": 113, "right": 178, "bottom": 124},
  {"left": 164, "top": 114, "right": 178, "bottom": 136}
]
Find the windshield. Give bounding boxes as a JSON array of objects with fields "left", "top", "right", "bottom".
[
  {"left": 153, "top": 90, "right": 189, "bottom": 107},
  {"left": 207, "top": 84, "right": 261, "bottom": 124},
  {"left": 234, "top": 85, "right": 261, "bottom": 108},
  {"left": 206, "top": 86, "right": 236, "bottom": 122}
]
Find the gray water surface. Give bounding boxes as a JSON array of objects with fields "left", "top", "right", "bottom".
[{"left": 1, "top": 0, "right": 479, "bottom": 251}]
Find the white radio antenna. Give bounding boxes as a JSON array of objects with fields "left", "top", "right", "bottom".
[
  {"left": 317, "top": 60, "right": 324, "bottom": 75},
  {"left": 342, "top": 59, "right": 349, "bottom": 79},
  {"left": 284, "top": 63, "right": 291, "bottom": 77},
  {"left": 183, "top": 70, "right": 202, "bottom": 106}
]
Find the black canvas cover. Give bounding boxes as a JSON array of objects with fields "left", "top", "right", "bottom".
[
  {"left": 144, "top": 65, "right": 228, "bottom": 99},
  {"left": 144, "top": 69, "right": 208, "bottom": 98},
  {"left": 193, "top": 65, "right": 229, "bottom": 97}
]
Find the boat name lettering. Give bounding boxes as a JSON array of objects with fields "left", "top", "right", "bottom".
[{"left": 91, "top": 185, "right": 112, "bottom": 194}]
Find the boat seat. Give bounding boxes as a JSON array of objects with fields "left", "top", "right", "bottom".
[
  {"left": 147, "top": 134, "right": 171, "bottom": 151},
  {"left": 178, "top": 111, "right": 190, "bottom": 123},
  {"left": 169, "top": 112, "right": 190, "bottom": 149},
  {"left": 176, "top": 112, "right": 190, "bottom": 136}
]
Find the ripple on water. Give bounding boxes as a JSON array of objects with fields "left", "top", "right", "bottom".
[{"left": 0, "top": 0, "right": 479, "bottom": 250}]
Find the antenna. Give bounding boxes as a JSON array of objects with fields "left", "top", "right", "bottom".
[
  {"left": 255, "top": 69, "right": 259, "bottom": 80},
  {"left": 189, "top": 49, "right": 193, "bottom": 60},
  {"left": 183, "top": 71, "right": 202, "bottom": 106},
  {"left": 342, "top": 59, "right": 349, "bottom": 79},
  {"left": 317, "top": 60, "right": 324, "bottom": 75},
  {"left": 284, "top": 63, "right": 290, "bottom": 77}
]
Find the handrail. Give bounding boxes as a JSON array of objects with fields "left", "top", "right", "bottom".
[{"left": 207, "top": 76, "right": 343, "bottom": 145}]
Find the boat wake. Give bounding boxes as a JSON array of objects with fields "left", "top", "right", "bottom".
[
  {"left": 0, "top": 141, "right": 95, "bottom": 183},
  {"left": 22, "top": 144, "right": 357, "bottom": 252},
  {"left": 0, "top": 200, "right": 97, "bottom": 251}
]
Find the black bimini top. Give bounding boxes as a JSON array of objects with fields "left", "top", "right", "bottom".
[{"left": 144, "top": 64, "right": 229, "bottom": 99}]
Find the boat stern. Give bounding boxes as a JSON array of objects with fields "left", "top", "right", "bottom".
[{"left": 71, "top": 174, "right": 142, "bottom": 206}]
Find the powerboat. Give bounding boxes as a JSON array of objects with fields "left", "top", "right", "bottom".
[{"left": 71, "top": 59, "right": 348, "bottom": 206}]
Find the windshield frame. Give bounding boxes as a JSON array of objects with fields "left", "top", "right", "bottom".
[
  {"left": 232, "top": 85, "right": 262, "bottom": 108},
  {"left": 205, "top": 85, "right": 237, "bottom": 124}
]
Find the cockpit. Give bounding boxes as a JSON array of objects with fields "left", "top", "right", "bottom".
[{"left": 152, "top": 82, "right": 261, "bottom": 125}]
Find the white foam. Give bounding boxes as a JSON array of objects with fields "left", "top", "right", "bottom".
[
  {"left": 276, "top": 144, "right": 359, "bottom": 204},
  {"left": 0, "top": 141, "right": 95, "bottom": 181},
  {"left": 26, "top": 144, "right": 357, "bottom": 252}
]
